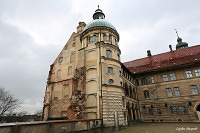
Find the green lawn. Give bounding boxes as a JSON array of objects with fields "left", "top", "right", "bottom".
[{"left": 115, "top": 122, "right": 200, "bottom": 133}]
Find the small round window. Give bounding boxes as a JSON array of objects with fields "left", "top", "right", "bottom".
[{"left": 108, "top": 79, "right": 114, "bottom": 85}]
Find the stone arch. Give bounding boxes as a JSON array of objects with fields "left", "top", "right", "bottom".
[
  {"left": 193, "top": 101, "right": 200, "bottom": 111},
  {"left": 124, "top": 83, "right": 129, "bottom": 96},
  {"left": 197, "top": 105, "right": 200, "bottom": 111}
]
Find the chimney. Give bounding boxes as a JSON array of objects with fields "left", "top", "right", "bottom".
[
  {"left": 147, "top": 50, "right": 152, "bottom": 57},
  {"left": 169, "top": 45, "right": 173, "bottom": 51},
  {"left": 77, "top": 22, "right": 86, "bottom": 33}
]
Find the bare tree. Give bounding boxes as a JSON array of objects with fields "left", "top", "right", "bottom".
[{"left": 0, "top": 88, "right": 20, "bottom": 116}]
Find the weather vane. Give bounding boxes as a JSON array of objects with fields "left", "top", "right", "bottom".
[{"left": 174, "top": 29, "right": 179, "bottom": 38}]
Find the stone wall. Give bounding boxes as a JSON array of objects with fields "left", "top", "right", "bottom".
[{"left": 0, "top": 119, "right": 102, "bottom": 133}]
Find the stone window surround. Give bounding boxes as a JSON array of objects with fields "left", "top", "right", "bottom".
[
  {"left": 170, "top": 73, "right": 176, "bottom": 80},
  {"left": 186, "top": 70, "right": 193, "bottom": 78},
  {"left": 163, "top": 74, "right": 169, "bottom": 81},
  {"left": 107, "top": 67, "right": 113, "bottom": 74},
  {"left": 144, "top": 90, "right": 150, "bottom": 99},
  {"left": 166, "top": 88, "right": 172, "bottom": 97},
  {"left": 194, "top": 69, "right": 200, "bottom": 77},
  {"left": 173, "top": 87, "right": 180, "bottom": 96},
  {"left": 190, "top": 85, "right": 199, "bottom": 95}
]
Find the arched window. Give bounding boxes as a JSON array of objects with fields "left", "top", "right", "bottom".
[
  {"left": 106, "top": 50, "right": 112, "bottom": 58},
  {"left": 108, "top": 79, "right": 113, "bottom": 85}
]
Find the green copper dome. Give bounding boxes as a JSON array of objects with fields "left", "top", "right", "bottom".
[
  {"left": 82, "top": 19, "right": 117, "bottom": 32},
  {"left": 82, "top": 7, "right": 117, "bottom": 33}
]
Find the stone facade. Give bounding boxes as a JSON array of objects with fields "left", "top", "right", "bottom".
[
  {"left": 43, "top": 8, "right": 200, "bottom": 126},
  {"left": 135, "top": 64, "right": 200, "bottom": 122}
]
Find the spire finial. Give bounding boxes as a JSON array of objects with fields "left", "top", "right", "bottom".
[
  {"left": 98, "top": 5, "right": 99, "bottom": 9},
  {"left": 174, "top": 29, "right": 179, "bottom": 38}
]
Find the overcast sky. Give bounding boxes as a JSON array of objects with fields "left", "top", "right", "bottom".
[{"left": 0, "top": 0, "right": 200, "bottom": 114}]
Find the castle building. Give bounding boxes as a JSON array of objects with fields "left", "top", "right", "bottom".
[{"left": 43, "top": 7, "right": 200, "bottom": 126}]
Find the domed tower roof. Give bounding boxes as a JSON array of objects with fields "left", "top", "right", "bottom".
[
  {"left": 176, "top": 37, "right": 188, "bottom": 50},
  {"left": 175, "top": 29, "right": 188, "bottom": 50},
  {"left": 82, "top": 6, "right": 117, "bottom": 33}
]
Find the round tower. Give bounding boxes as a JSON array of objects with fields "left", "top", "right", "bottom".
[{"left": 80, "top": 7, "right": 125, "bottom": 126}]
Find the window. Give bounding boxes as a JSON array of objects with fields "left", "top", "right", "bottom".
[
  {"left": 108, "top": 67, "right": 113, "bottom": 74},
  {"left": 90, "top": 35, "right": 96, "bottom": 42},
  {"left": 73, "top": 37, "right": 76, "bottom": 41},
  {"left": 109, "top": 35, "right": 112, "bottom": 42},
  {"left": 179, "top": 106, "right": 186, "bottom": 114},
  {"left": 166, "top": 88, "right": 172, "bottom": 97},
  {"left": 157, "top": 108, "right": 161, "bottom": 114},
  {"left": 171, "top": 106, "right": 176, "bottom": 114},
  {"left": 194, "top": 69, "right": 200, "bottom": 77},
  {"left": 174, "top": 87, "right": 180, "bottom": 96},
  {"left": 106, "top": 50, "right": 112, "bottom": 58},
  {"left": 144, "top": 90, "right": 150, "bottom": 99},
  {"left": 151, "top": 77, "right": 155, "bottom": 83},
  {"left": 72, "top": 42, "right": 76, "bottom": 47},
  {"left": 170, "top": 73, "right": 176, "bottom": 80},
  {"left": 153, "top": 89, "right": 158, "bottom": 99},
  {"left": 163, "top": 74, "right": 168, "bottom": 81},
  {"left": 186, "top": 70, "right": 193, "bottom": 78},
  {"left": 148, "top": 107, "right": 154, "bottom": 115},
  {"left": 58, "top": 57, "right": 63, "bottom": 63},
  {"left": 141, "top": 77, "right": 148, "bottom": 85},
  {"left": 103, "top": 34, "right": 107, "bottom": 41},
  {"left": 190, "top": 85, "right": 198, "bottom": 95},
  {"left": 108, "top": 79, "right": 113, "bottom": 85}
]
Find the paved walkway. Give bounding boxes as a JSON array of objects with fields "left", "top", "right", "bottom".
[{"left": 115, "top": 122, "right": 200, "bottom": 133}]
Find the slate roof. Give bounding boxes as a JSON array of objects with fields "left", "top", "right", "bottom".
[{"left": 123, "top": 45, "right": 200, "bottom": 74}]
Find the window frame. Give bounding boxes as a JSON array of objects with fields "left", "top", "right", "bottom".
[
  {"left": 141, "top": 77, "right": 148, "bottom": 85},
  {"left": 166, "top": 88, "right": 172, "bottom": 97},
  {"left": 163, "top": 74, "right": 169, "bottom": 81},
  {"left": 170, "top": 73, "right": 176, "bottom": 80},
  {"left": 174, "top": 87, "right": 180, "bottom": 96},
  {"left": 106, "top": 50, "right": 112, "bottom": 58},
  {"left": 194, "top": 69, "right": 200, "bottom": 77},
  {"left": 153, "top": 89, "right": 158, "bottom": 99},
  {"left": 58, "top": 57, "right": 63, "bottom": 63},
  {"left": 157, "top": 108, "right": 161, "bottom": 114},
  {"left": 171, "top": 106, "right": 177, "bottom": 114},
  {"left": 108, "top": 79, "right": 114, "bottom": 85},
  {"left": 108, "top": 67, "right": 113, "bottom": 74},
  {"left": 185, "top": 70, "right": 193, "bottom": 78},
  {"left": 151, "top": 77, "right": 155, "bottom": 83},
  {"left": 144, "top": 90, "right": 150, "bottom": 99},
  {"left": 90, "top": 35, "right": 97, "bottom": 42},
  {"left": 190, "top": 85, "right": 199, "bottom": 95},
  {"left": 179, "top": 106, "right": 187, "bottom": 114},
  {"left": 148, "top": 107, "right": 154, "bottom": 115}
]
